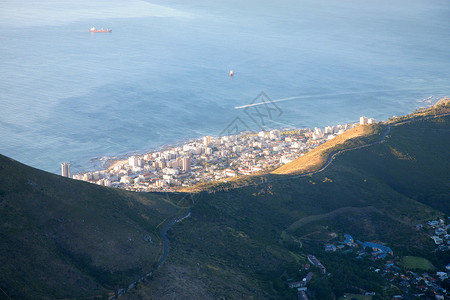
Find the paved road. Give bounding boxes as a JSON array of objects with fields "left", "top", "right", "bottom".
[
  {"left": 110, "top": 209, "right": 191, "bottom": 299},
  {"left": 157, "top": 209, "right": 191, "bottom": 268}
]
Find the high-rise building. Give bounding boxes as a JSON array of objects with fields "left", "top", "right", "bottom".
[
  {"left": 137, "top": 157, "right": 145, "bottom": 167},
  {"left": 129, "top": 156, "right": 138, "bottom": 167},
  {"left": 176, "top": 157, "right": 183, "bottom": 168},
  {"left": 154, "top": 159, "right": 166, "bottom": 170},
  {"left": 61, "top": 162, "right": 71, "bottom": 178},
  {"left": 269, "top": 129, "right": 281, "bottom": 140},
  {"left": 203, "top": 136, "right": 211, "bottom": 146},
  {"left": 182, "top": 157, "right": 191, "bottom": 172}
]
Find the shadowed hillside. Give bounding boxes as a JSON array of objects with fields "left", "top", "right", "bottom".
[{"left": 0, "top": 155, "right": 183, "bottom": 299}]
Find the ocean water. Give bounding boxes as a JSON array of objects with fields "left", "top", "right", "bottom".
[{"left": 1, "top": 0, "right": 449, "bottom": 174}]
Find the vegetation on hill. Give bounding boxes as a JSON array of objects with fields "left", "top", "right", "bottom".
[
  {"left": 274, "top": 98, "right": 450, "bottom": 176},
  {"left": 1, "top": 101, "right": 449, "bottom": 299},
  {"left": 388, "top": 97, "right": 449, "bottom": 124},
  {"left": 180, "top": 170, "right": 269, "bottom": 193},
  {"left": 0, "top": 155, "right": 182, "bottom": 299},
  {"left": 131, "top": 112, "right": 450, "bottom": 299}
]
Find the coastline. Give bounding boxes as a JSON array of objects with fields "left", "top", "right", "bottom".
[
  {"left": 70, "top": 99, "right": 446, "bottom": 192},
  {"left": 71, "top": 121, "right": 360, "bottom": 192}
]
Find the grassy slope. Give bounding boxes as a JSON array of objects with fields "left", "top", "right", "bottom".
[
  {"left": 133, "top": 114, "right": 449, "bottom": 299},
  {"left": 0, "top": 155, "right": 181, "bottom": 299},
  {"left": 274, "top": 98, "right": 450, "bottom": 176},
  {"left": 272, "top": 123, "right": 386, "bottom": 175},
  {"left": 401, "top": 256, "right": 435, "bottom": 271}
]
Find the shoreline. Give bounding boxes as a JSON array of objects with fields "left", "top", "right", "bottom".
[
  {"left": 71, "top": 120, "right": 362, "bottom": 192},
  {"left": 72, "top": 99, "right": 444, "bottom": 184}
]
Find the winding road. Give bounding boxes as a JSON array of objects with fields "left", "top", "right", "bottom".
[
  {"left": 111, "top": 209, "right": 191, "bottom": 299},
  {"left": 157, "top": 209, "right": 191, "bottom": 268}
]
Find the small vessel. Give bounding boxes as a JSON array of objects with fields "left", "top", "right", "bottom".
[
  {"left": 89, "top": 27, "right": 112, "bottom": 33},
  {"left": 229, "top": 70, "right": 234, "bottom": 77}
]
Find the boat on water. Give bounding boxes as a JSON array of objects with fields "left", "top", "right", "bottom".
[{"left": 89, "top": 27, "right": 112, "bottom": 33}]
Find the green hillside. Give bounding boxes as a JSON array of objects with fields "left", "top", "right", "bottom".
[
  {"left": 1, "top": 104, "right": 449, "bottom": 299},
  {"left": 0, "top": 155, "right": 182, "bottom": 299},
  {"left": 132, "top": 113, "right": 449, "bottom": 299}
]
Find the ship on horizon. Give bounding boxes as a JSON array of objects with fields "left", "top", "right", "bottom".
[{"left": 89, "top": 27, "right": 112, "bottom": 33}]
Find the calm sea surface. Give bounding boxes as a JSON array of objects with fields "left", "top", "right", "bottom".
[{"left": 1, "top": 0, "right": 449, "bottom": 174}]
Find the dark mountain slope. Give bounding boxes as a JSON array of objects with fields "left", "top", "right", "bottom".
[
  {"left": 343, "top": 117, "right": 450, "bottom": 214},
  {"left": 0, "top": 155, "right": 180, "bottom": 299}
]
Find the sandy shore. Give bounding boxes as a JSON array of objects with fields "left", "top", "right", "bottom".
[{"left": 106, "top": 159, "right": 128, "bottom": 171}]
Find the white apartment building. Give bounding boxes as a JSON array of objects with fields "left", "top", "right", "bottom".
[{"left": 61, "top": 162, "right": 71, "bottom": 178}]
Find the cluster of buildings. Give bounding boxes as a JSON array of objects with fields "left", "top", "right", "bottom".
[
  {"left": 287, "top": 255, "right": 327, "bottom": 300},
  {"left": 289, "top": 271, "right": 313, "bottom": 300},
  {"left": 324, "top": 229, "right": 450, "bottom": 299},
  {"left": 372, "top": 262, "right": 450, "bottom": 299},
  {"left": 418, "top": 218, "right": 450, "bottom": 251},
  {"left": 64, "top": 121, "right": 362, "bottom": 192},
  {"left": 325, "top": 234, "right": 357, "bottom": 252},
  {"left": 324, "top": 234, "right": 394, "bottom": 260},
  {"left": 359, "top": 116, "right": 376, "bottom": 125},
  {"left": 299, "top": 229, "right": 449, "bottom": 300},
  {"left": 307, "top": 254, "right": 327, "bottom": 275},
  {"left": 357, "top": 241, "right": 393, "bottom": 259}
]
